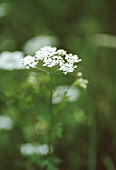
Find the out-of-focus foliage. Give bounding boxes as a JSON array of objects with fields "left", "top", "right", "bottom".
[{"left": 0, "top": 0, "right": 116, "bottom": 170}]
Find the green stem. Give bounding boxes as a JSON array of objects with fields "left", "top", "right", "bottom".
[
  {"left": 37, "top": 68, "right": 49, "bottom": 74},
  {"left": 49, "top": 72, "right": 53, "bottom": 153},
  {"left": 50, "top": 72, "right": 53, "bottom": 125}
]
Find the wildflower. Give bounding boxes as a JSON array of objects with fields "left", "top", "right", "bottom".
[{"left": 21, "top": 46, "right": 82, "bottom": 74}]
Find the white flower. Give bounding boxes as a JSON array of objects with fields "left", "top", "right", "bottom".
[
  {"left": 43, "top": 58, "right": 57, "bottom": 67},
  {"left": 65, "top": 54, "right": 81, "bottom": 64},
  {"left": 0, "top": 115, "right": 13, "bottom": 130},
  {"left": 78, "top": 78, "right": 88, "bottom": 89},
  {"left": 21, "top": 46, "right": 82, "bottom": 74},
  {"left": 0, "top": 3, "right": 11, "bottom": 18},
  {"left": 52, "top": 85, "right": 79, "bottom": 104},
  {"left": 57, "top": 49, "right": 66, "bottom": 55},
  {"left": 21, "top": 55, "right": 38, "bottom": 69},
  {"left": 74, "top": 77, "right": 89, "bottom": 89},
  {"left": 59, "top": 63, "right": 77, "bottom": 75},
  {"left": 20, "top": 143, "right": 53, "bottom": 156},
  {"left": 0, "top": 51, "right": 25, "bottom": 70}
]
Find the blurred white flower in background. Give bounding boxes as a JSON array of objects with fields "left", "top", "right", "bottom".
[
  {"left": 0, "top": 3, "right": 11, "bottom": 18},
  {"left": 73, "top": 72, "right": 89, "bottom": 89},
  {"left": 0, "top": 115, "right": 13, "bottom": 130},
  {"left": 0, "top": 51, "right": 25, "bottom": 70},
  {"left": 52, "top": 85, "right": 79, "bottom": 104},
  {"left": 27, "top": 72, "right": 38, "bottom": 85},
  {"left": 26, "top": 72, "right": 39, "bottom": 90},
  {"left": 74, "top": 110, "right": 93, "bottom": 126},
  {"left": 77, "top": 78, "right": 88, "bottom": 89},
  {"left": 20, "top": 143, "right": 52, "bottom": 156},
  {"left": 94, "top": 33, "right": 116, "bottom": 48},
  {"left": 23, "top": 35, "right": 58, "bottom": 55}
]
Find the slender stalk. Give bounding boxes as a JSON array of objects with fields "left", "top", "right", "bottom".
[
  {"left": 48, "top": 72, "right": 53, "bottom": 153},
  {"left": 37, "top": 68, "right": 49, "bottom": 74},
  {"left": 50, "top": 72, "right": 53, "bottom": 126}
]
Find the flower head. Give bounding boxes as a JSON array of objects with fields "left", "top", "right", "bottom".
[{"left": 21, "top": 46, "right": 82, "bottom": 74}]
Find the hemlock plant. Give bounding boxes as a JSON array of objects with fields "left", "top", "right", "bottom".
[{"left": 21, "top": 46, "right": 82, "bottom": 75}]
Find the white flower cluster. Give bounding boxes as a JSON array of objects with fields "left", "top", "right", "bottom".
[
  {"left": 21, "top": 46, "right": 82, "bottom": 74},
  {"left": 20, "top": 143, "right": 53, "bottom": 156}
]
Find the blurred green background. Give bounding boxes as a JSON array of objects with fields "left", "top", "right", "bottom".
[{"left": 0, "top": 0, "right": 116, "bottom": 170}]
